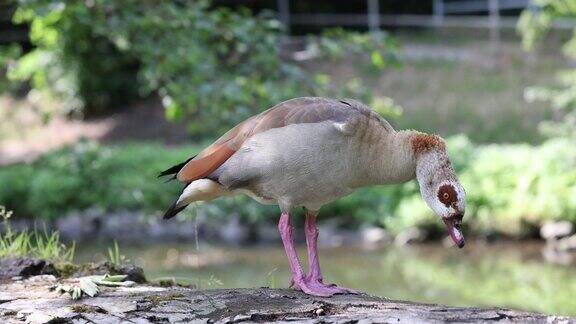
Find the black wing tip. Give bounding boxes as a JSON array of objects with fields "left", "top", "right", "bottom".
[
  {"left": 158, "top": 171, "right": 176, "bottom": 179},
  {"left": 158, "top": 155, "right": 197, "bottom": 179},
  {"left": 157, "top": 164, "right": 184, "bottom": 178},
  {"left": 162, "top": 201, "right": 188, "bottom": 220}
]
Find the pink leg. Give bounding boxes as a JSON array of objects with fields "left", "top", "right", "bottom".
[
  {"left": 278, "top": 212, "right": 332, "bottom": 297},
  {"left": 278, "top": 212, "right": 306, "bottom": 284},
  {"left": 304, "top": 211, "right": 323, "bottom": 282},
  {"left": 304, "top": 210, "right": 358, "bottom": 294}
]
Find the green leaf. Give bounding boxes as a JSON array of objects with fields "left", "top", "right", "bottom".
[
  {"left": 79, "top": 278, "right": 99, "bottom": 297},
  {"left": 371, "top": 51, "right": 386, "bottom": 69},
  {"left": 101, "top": 274, "right": 128, "bottom": 282}
]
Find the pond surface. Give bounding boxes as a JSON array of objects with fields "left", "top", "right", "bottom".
[{"left": 75, "top": 241, "right": 576, "bottom": 316}]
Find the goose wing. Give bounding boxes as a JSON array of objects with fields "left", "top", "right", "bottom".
[{"left": 174, "top": 97, "right": 391, "bottom": 182}]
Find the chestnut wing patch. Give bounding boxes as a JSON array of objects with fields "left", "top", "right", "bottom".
[{"left": 177, "top": 145, "right": 236, "bottom": 182}]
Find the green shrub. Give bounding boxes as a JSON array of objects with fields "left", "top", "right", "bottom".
[
  {"left": 0, "top": 163, "right": 34, "bottom": 213},
  {"left": 6, "top": 1, "right": 398, "bottom": 135},
  {"left": 1, "top": 137, "right": 575, "bottom": 236},
  {"left": 518, "top": 1, "right": 576, "bottom": 139},
  {"left": 9, "top": 3, "right": 140, "bottom": 116},
  {"left": 0, "top": 44, "right": 22, "bottom": 94},
  {"left": 0, "top": 141, "right": 191, "bottom": 219}
]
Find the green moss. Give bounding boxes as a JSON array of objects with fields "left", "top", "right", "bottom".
[
  {"left": 69, "top": 304, "right": 106, "bottom": 313},
  {"left": 54, "top": 260, "right": 132, "bottom": 279},
  {"left": 54, "top": 262, "right": 79, "bottom": 278},
  {"left": 152, "top": 277, "right": 195, "bottom": 288},
  {"left": 157, "top": 279, "right": 176, "bottom": 287}
]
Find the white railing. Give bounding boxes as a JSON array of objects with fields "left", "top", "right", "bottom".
[
  {"left": 276, "top": 0, "right": 574, "bottom": 30},
  {"left": 442, "top": 0, "right": 530, "bottom": 14},
  {"left": 276, "top": 0, "right": 575, "bottom": 53}
]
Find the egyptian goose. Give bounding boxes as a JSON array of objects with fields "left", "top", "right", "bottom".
[{"left": 159, "top": 97, "right": 466, "bottom": 296}]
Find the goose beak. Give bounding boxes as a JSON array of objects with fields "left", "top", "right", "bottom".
[{"left": 443, "top": 214, "right": 465, "bottom": 248}]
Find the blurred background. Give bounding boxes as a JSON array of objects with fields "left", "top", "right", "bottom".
[{"left": 1, "top": 0, "right": 576, "bottom": 315}]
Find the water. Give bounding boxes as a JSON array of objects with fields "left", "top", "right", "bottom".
[{"left": 75, "top": 241, "right": 576, "bottom": 316}]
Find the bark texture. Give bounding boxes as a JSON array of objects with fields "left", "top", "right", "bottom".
[{"left": 0, "top": 277, "right": 573, "bottom": 324}]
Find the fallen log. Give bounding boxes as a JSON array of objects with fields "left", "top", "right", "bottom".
[{"left": 0, "top": 276, "right": 573, "bottom": 324}]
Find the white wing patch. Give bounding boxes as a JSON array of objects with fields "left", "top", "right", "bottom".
[{"left": 333, "top": 121, "right": 355, "bottom": 135}]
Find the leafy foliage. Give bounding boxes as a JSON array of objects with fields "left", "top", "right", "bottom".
[
  {"left": 6, "top": 0, "right": 398, "bottom": 135},
  {"left": 0, "top": 140, "right": 192, "bottom": 219},
  {"left": 518, "top": 0, "right": 576, "bottom": 138},
  {"left": 9, "top": 2, "right": 140, "bottom": 116},
  {"left": 0, "top": 44, "right": 22, "bottom": 94},
  {"left": 310, "top": 29, "right": 401, "bottom": 71},
  {"left": 1, "top": 138, "right": 575, "bottom": 236}
]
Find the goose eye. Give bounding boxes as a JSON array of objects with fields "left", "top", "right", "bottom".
[{"left": 437, "top": 184, "right": 458, "bottom": 207}]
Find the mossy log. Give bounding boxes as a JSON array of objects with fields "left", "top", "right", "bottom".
[{"left": 1, "top": 277, "right": 574, "bottom": 324}]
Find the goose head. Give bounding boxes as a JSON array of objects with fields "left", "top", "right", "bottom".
[
  {"left": 412, "top": 135, "right": 466, "bottom": 248},
  {"left": 421, "top": 177, "right": 466, "bottom": 248}
]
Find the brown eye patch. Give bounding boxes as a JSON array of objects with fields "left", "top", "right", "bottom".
[{"left": 437, "top": 184, "right": 458, "bottom": 207}]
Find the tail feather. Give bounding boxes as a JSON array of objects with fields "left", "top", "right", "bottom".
[
  {"left": 162, "top": 200, "right": 188, "bottom": 219},
  {"left": 159, "top": 156, "right": 196, "bottom": 219},
  {"left": 161, "top": 179, "right": 229, "bottom": 220}
]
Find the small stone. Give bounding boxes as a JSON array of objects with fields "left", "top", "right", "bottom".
[
  {"left": 0, "top": 257, "right": 57, "bottom": 279},
  {"left": 361, "top": 227, "right": 390, "bottom": 245},
  {"left": 11, "top": 276, "right": 22, "bottom": 281},
  {"left": 26, "top": 313, "right": 54, "bottom": 324},
  {"left": 315, "top": 308, "right": 325, "bottom": 316},
  {"left": 117, "top": 264, "right": 147, "bottom": 283},
  {"left": 232, "top": 314, "right": 251, "bottom": 322},
  {"left": 26, "top": 275, "right": 57, "bottom": 283},
  {"left": 540, "top": 221, "right": 574, "bottom": 241},
  {"left": 556, "top": 235, "right": 576, "bottom": 252}
]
